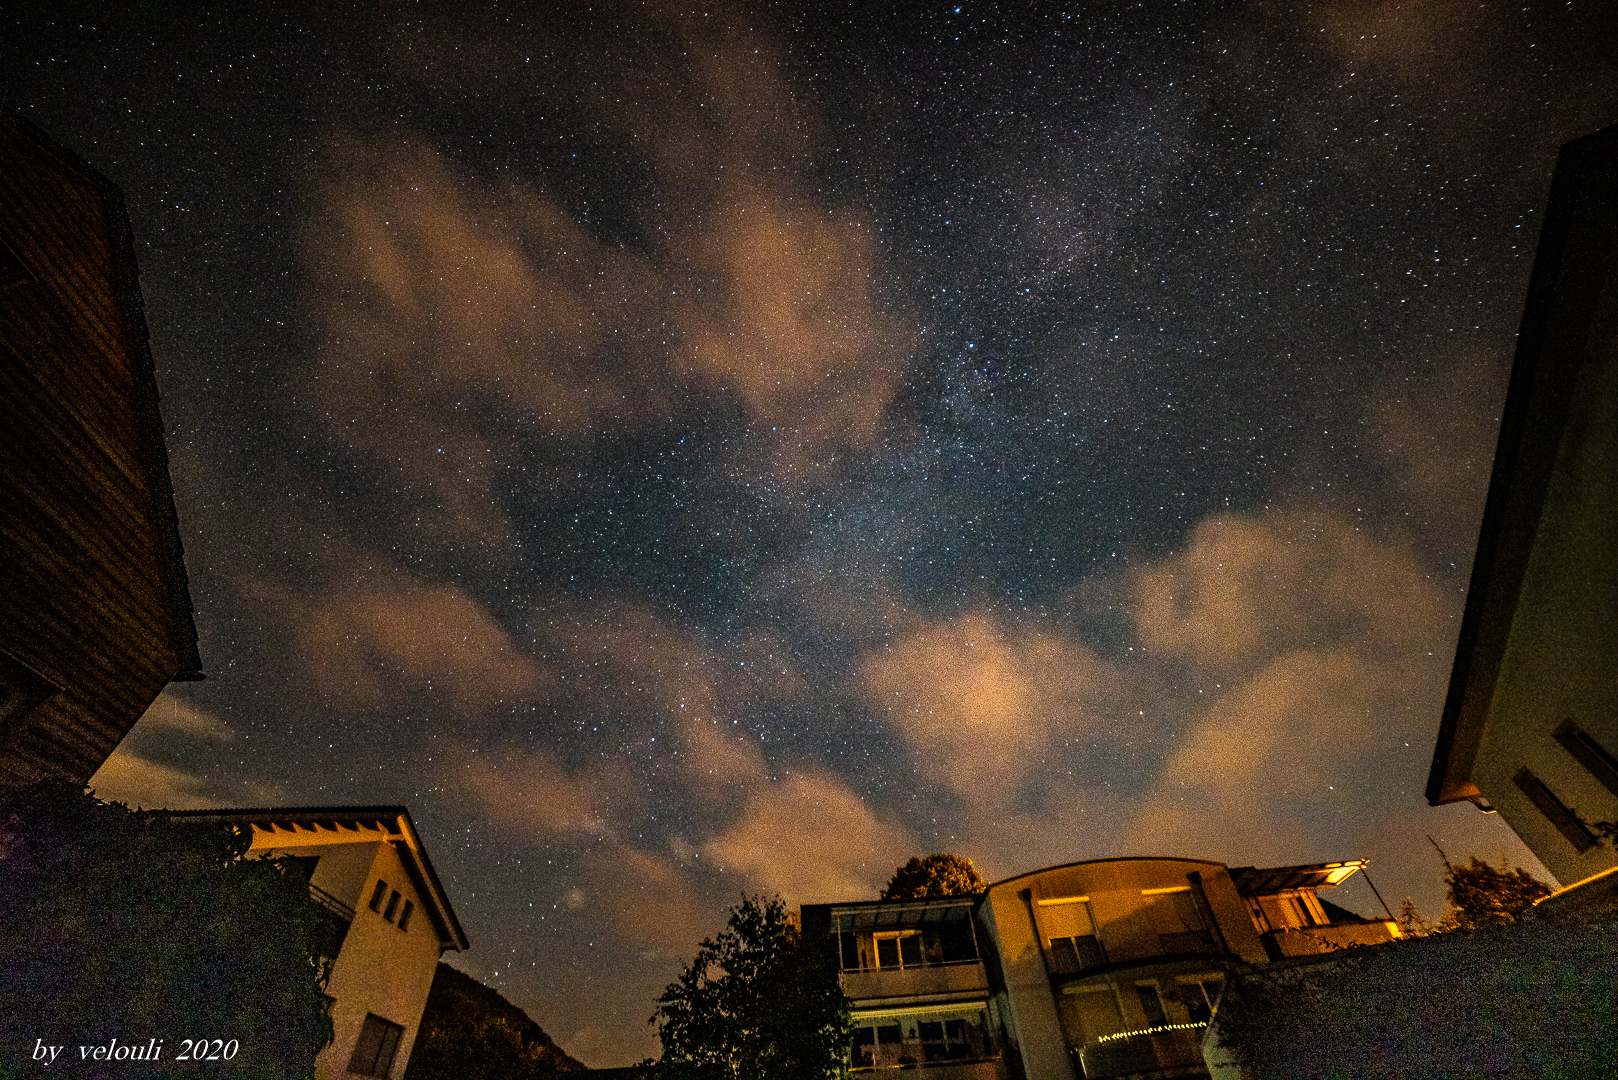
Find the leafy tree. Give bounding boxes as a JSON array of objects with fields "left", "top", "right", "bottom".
[
  {"left": 1434, "top": 855, "right": 1552, "bottom": 932},
  {"left": 404, "top": 963, "right": 585, "bottom": 1080},
  {"left": 879, "top": 854, "right": 986, "bottom": 900},
  {"left": 0, "top": 781, "right": 335, "bottom": 1079},
  {"left": 649, "top": 895, "right": 850, "bottom": 1080},
  {"left": 1396, "top": 896, "right": 1430, "bottom": 937}
]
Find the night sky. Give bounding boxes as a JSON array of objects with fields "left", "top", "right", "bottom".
[{"left": 7, "top": 2, "right": 1618, "bottom": 1065}]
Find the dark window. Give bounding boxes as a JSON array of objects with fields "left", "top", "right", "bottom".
[
  {"left": 874, "top": 932, "right": 923, "bottom": 969},
  {"left": 368, "top": 880, "right": 388, "bottom": 912},
  {"left": 383, "top": 889, "right": 402, "bottom": 922},
  {"left": 1046, "top": 934, "right": 1106, "bottom": 974},
  {"left": 938, "top": 920, "right": 979, "bottom": 963},
  {"left": 838, "top": 932, "right": 860, "bottom": 970},
  {"left": 1514, "top": 767, "right": 1598, "bottom": 852},
  {"left": 0, "top": 649, "right": 58, "bottom": 737},
  {"left": 1137, "top": 985, "right": 1168, "bottom": 1027},
  {"left": 348, "top": 1013, "right": 404, "bottom": 1077},
  {"left": 851, "top": 1027, "right": 875, "bottom": 1068},
  {"left": 918, "top": 1018, "right": 974, "bottom": 1061},
  {"left": 397, "top": 899, "right": 413, "bottom": 932},
  {"left": 1554, "top": 720, "right": 1618, "bottom": 798}
]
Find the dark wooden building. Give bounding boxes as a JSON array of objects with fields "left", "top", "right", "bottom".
[{"left": 0, "top": 110, "right": 201, "bottom": 786}]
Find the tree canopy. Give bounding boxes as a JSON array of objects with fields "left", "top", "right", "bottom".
[
  {"left": 649, "top": 895, "right": 850, "bottom": 1080},
  {"left": 0, "top": 781, "right": 335, "bottom": 1079},
  {"left": 1434, "top": 855, "right": 1552, "bottom": 932},
  {"left": 880, "top": 854, "right": 986, "bottom": 900}
]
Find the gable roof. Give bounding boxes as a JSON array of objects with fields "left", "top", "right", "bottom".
[{"left": 163, "top": 805, "right": 469, "bottom": 951}]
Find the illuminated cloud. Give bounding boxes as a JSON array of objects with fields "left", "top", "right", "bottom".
[
  {"left": 89, "top": 693, "right": 278, "bottom": 810},
  {"left": 1132, "top": 511, "right": 1442, "bottom": 681},
  {"left": 861, "top": 611, "right": 1123, "bottom": 812},
  {"left": 1125, "top": 511, "right": 1452, "bottom": 861},
  {"left": 301, "top": 137, "right": 669, "bottom": 547},
  {"left": 702, "top": 769, "right": 915, "bottom": 906},
  {"left": 296, "top": 578, "right": 541, "bottom": 713},
  {"left": 451, "top": 745, "right": 633, "bottom": 842}
]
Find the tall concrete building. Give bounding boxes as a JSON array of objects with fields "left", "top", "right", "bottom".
[{"left": 1428, "top": 121, "right": 1618, "bottom": 899}]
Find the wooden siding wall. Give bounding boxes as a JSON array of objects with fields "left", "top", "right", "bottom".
[{"left": 0, "top": 115, "right": 198, "bottom": 784}]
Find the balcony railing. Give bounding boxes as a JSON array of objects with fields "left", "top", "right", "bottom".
[
  {"left": 1075, "top": 1024, "right": 1208, "bottom": 1080},
  {"left": 842, "top": 960, "right": 989, "bottom": 1001}
]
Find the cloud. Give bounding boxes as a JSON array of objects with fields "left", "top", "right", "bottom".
[
  {"left": 1124, "top": 511, "right": 1452, "bottom": 861},
  {"left": 1132, "top": 511, "right": 1442, "bottom": 681},
  {"left": 89, "top": 693, "right": 277, "bottom": 810},
  {"left": 860, "top": 611, "right": 1124, "bottom": 812},
  {"left": 702, "top": 769, "right": 915, "bottom": 906},
  {"left": 295, "top": 578, "right": 542, "bottom": 713},
  {"left": 451, "top": 746, "right": 633, "bottom": 843},
  {"left": 301, "top": 137, "right": 669, "bottom": 548},
  {"left": 300, "top": 25, "right": 911, "bottom": 549}
]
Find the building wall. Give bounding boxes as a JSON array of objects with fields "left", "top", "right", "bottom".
[
  {"left": 1470, "top": 263, "right": 1618, "bottom": 887},
  {"left": 316, "top": 840, "right": 442, "bottom": 1080},
  {"left": 0, "top": 114, "right": 199, "bottom": 786},
  {"left": 251, "top": 830, "right": 443, "bottom": 1080}
]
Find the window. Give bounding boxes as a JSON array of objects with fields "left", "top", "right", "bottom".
[
  {"left": 383, "top": 889, "right": 401, "bottom": 922},
  {"left": 1136, "top": 984, "right": 1167, "bottom": 1027},
  {"left": 368, "top": 880, "right": 388, "bottom": 912},
  {"left": 348, "top": 1014, "right": 404, "bottom": 1077},
  {"left": 1514, "top": 767, "right": 1598, "bottom": 852},
  {"left": 1179, "top": 978, "right": 1224, "bottom": 1025},
  {"left": 1040, "top": 897, "right": 1105, "bottom": 974},
  {"left": 874, "top": 931, "right": 923, "bottom": 969},
  {"left": 397, "top": 900, "right": 413, "bottom": 932},
  {"left": 1555, "top": 720, "right": 1618, "bottom": 798}
]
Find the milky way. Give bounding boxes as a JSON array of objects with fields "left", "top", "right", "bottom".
[{"left": 7, "top": 2, "right": 1617, "bottom": 1064}]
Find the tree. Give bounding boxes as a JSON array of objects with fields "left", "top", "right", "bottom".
[
  {"left": 879, "top": 854, "right": 986, "bottom": 900},
  {"left": 0, "top": 781, "right": 335, "bottom": 1079},
  {"left": 649, "top": 895, "right": 850, "bottom": 1080},
  {"left": 1433, "top": 855, "right": 1552, "bottom": 932}
]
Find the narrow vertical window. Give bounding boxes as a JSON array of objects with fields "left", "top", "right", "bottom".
[
  {"left": 383, "top": 889, "right": 401, "bottom": 922},
  {"left": 1514, "top": 767, "right": 1598, "bottom": 852},
  {"left": 1554, "top": 720, "right": 1618, "bottom": 797},
  {"left": 368, "top": 880, "right": 388, "bottom": 912},
  {"left": 397, "top": 900, "right": 413, "bottom": 932}
]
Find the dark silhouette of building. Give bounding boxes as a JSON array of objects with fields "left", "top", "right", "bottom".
[
  {"left": 1428, "top": 121, "right": 1618, "bottom": 899},
  {"left": 0, "top": 110, "right": 200, "bottom": 786}
]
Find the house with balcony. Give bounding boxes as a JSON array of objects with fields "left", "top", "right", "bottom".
[
  {"left": 166, "top": 806, "right": 468, "bottom": 1080},
  {"left": 808, "top": 855, "right": 1397, "bottom": 1080},
  {"left": 801, "top": 895, "right": 1009, "bottom": 1080}
]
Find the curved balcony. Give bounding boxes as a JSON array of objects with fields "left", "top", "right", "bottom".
[{"left": 1074, "top": 1024, "right": 1208, "bottom": 1080}]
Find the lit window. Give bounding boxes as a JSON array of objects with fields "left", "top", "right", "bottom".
[
  {"left": 874, "top": 930, "right": 923, "bottom": 969},
  {"left": 348, "top": 1014, "right": 404, "bottom": 1077}
]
